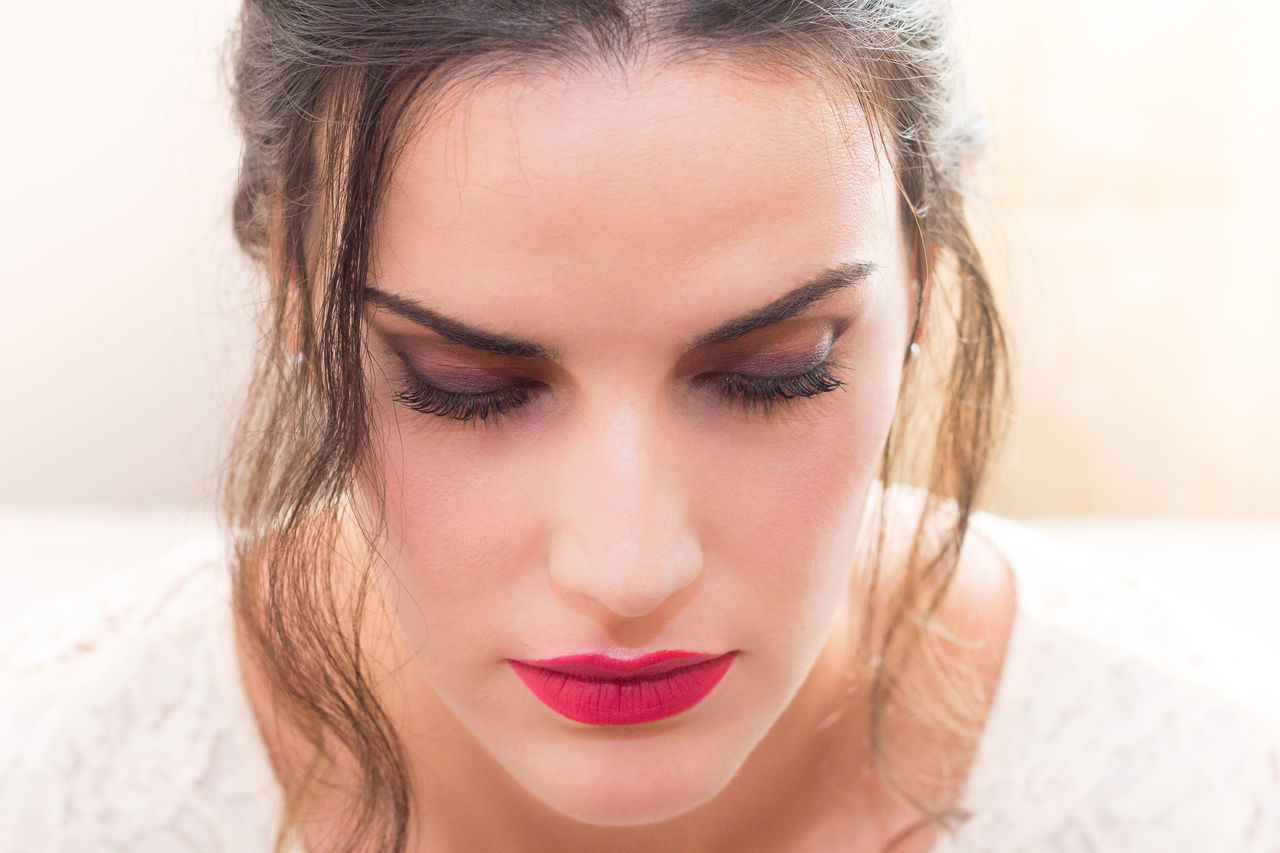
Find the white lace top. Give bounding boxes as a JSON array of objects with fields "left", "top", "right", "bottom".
[{"left": 2, "top": 512, "right": 1278, "bottom": 852}]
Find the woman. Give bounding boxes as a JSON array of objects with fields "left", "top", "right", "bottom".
[{"left": 2, "top": 1, "right": 1277, "bottom": 851}]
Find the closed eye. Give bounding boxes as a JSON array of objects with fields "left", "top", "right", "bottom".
[{"left": 389, "top": 352, "right": 847, "bottom": 426}]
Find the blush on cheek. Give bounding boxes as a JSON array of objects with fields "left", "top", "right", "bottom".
[
  {"left": 359, "top": 415, "right": 537, "bottom": 601},
  {"left": 699, "top": 377, "right": 897, "bottom": 589}
]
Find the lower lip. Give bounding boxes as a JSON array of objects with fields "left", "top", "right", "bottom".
[{"left": 508, "top": 653, "right": 737, "bottom": 726}]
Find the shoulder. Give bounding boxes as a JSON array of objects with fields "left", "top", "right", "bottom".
[
  {"left": 0, "top": 536, "right": 283, "bottom": 851},
  {"left": 869, "top": 481, "right": 1018, "bottom": 704},
  {"left": 944, "top": 510, "right": 1280, "bottom": 850}
]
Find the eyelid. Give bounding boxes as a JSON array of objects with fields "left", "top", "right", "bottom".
[
  {"left": 711, "top": 324, "right": 839, "bottom": 377},
  {"left": 380, "top": 325, "right": 535, "bottom": 370},
  {"left": 390, "top": 347, "right": 515, "bottom": 395},
  {"left": 385, "top": 316, "right": 846, "bottom": 390}
]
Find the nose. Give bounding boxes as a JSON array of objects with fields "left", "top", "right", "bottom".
[{"left": 547, "top": 397, "right": 702, "bottom": 619}]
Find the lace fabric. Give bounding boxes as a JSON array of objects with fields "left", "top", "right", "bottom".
[
  {"left": 0, "top": 537, "right": 283, "bottom": 853},
  {"left": 1, "top": 515, "right": 1277, "bottom": 852},
  {"left": 935, "top": 512, "right": 1280, "bottom": 852}
]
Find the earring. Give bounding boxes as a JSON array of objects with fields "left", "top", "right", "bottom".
[{"left": 908, "top": 341, "right": 920, "bottom": 360}]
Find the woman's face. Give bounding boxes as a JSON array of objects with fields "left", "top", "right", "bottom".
[{"left": 350, "top": 60, "right": 918, "bottom": 826}]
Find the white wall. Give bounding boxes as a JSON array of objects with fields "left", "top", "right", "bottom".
[
  {"left": 0, "top": 0, "right": 254, "bottom": 509},
  {"left": 963, "top": 0, "right": 1280, "bottom": 517}
]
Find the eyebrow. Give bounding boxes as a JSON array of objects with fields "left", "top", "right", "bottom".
[{"left": 363, "top": 259, "right": 876, "bottom": 360}]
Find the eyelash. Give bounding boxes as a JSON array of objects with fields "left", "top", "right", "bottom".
[{"left": 391, "top": 360, "right": 847, "bottom": 425}]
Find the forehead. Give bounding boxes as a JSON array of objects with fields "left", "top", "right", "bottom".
[{"left": 372, "top": 60, "right": 899, "bottom": 351}]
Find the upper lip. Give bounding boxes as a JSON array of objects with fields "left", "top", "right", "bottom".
[{"left": 510, "top": 650, "right": 732, "bottom": 679}]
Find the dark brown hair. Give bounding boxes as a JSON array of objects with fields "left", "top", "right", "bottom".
[{"left": 220, "top": 1, "right": 1009, "bottom": 850}]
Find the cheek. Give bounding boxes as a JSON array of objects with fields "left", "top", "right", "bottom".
[
  {"left": 352, "top": 396, "right": 542, "bottom": 662},
  {"left": 694, "top": 373, "right": 899, "bottom": 601}
]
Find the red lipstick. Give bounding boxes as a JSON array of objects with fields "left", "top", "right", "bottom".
[{"left": 508, "top": 650, "right": 737, "bottom": 725}]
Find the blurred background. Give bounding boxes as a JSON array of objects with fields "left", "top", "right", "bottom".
[
  {"left": 1, "top": 1, "right": 1276, "bottom": 665},
  {"left": 964, "top": 0, "right": 1280, "bottom": 519}
]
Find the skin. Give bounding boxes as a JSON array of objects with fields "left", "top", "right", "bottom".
[{"left": 244, "top": 56, "right": 1017, "bottom": 852}]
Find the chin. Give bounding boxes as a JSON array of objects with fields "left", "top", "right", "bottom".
[
  {"left": 532, "top": 773, "right": 727, "bottom": 828},
  {"left": 512, "top": 733, "right": 750, "bottom": 827}
]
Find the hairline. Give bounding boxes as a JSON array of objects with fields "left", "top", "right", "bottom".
[{"left": 298, "top": 39, "right": 907, "bottom": 278}]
